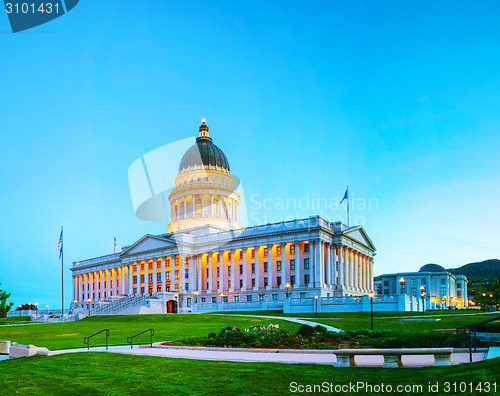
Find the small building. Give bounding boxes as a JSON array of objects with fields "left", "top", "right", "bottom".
[{"left": 374, "top": 264, "right": 468, "bottom": 309}]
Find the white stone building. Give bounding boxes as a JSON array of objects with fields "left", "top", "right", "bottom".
[{"left": 70, "top": 121, "right": 376, "bottom": 314}]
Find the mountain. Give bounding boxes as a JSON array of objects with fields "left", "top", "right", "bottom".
[{"left": 447, "top": 259, "right": 500, "bottom": 282}]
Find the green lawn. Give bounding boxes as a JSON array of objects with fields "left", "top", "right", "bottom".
[
  {"left": 0, "top": 353, "right": 498, "bottom": 395},
  {"left": 0, "top": 316, "right": 30, "bottom": 325},
  {"left": 218, "top": 310, "right": 500, "bottom": 332},
  {"left": 0, "top": 314, "right": 300, "bottom": 350}
]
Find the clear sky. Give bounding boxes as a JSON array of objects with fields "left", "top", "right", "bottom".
[{"left": 1, "top": 1, "right": 499, "bottom": 309}]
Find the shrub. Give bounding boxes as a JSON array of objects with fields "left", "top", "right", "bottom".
[{"left": 297, "top": 324, "right": 327, "bottom": 338}]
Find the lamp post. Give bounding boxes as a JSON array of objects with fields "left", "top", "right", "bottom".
[
  {"left": 285, "top": 283, "right": 291, "bottom": 298},
  {"left": 86, "top": 299, "right": 91, "bottom": 315},
  {"left": 420, "top": 285, "right": 426, "bottom": 314},
  {"left": 314, "top": 295, "right": 318, "bottom": 318},
  {"left": 369, "top": 291, "right": 374, "bottom": 331},
  {"left": 399, "top": 277, "right": 405, "bottom": 294},
  {"left": 174, "top": 293, "right": 179, "bottom": 313},
  {"left": 194, "top": 291, "right": 198, "bottom": 304}
]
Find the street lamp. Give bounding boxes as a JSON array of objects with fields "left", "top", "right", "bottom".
[
  {"left": 369, "top": 291, "right": 374, "bottom": 331},
  {"left": 174, "top": 293, "right": 179, "bottom": 313},
  {"left": 420, "top": 286, "right": 426, "bottom": 314},
  {"left": 194, "top": 291, "right": 198, "bottom": 304},
  {"left": 314, "top": 295, "right": 318, "bottom": 318},
  {"left": 285, "top": 283, "right": 291, "bottom": 298},
  {"left": 86, "top": 299, "right": 91, "bottom": 315},
  {"left": 399, "top": 277, "right": 405, "bottom": 294}
]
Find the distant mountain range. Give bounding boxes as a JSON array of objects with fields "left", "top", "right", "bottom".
[{"left": 446, "top": 259, "right": 500, "bottom": 282}]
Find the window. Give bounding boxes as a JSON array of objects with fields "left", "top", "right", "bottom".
[
  {"left": 410, "top": 279, "right": 415, "bottom": 285},
  {"left": 263, "top": 247, "right": 268, "bottom": 256},
  {"left": 290, "top": 260, "right": 295, "bottom": 270},
  {"left": 272, "top": 294, "right": 278, "bottom": 301},
  {"left": 217, "top": 267, "right": 220, "bottom": 276},
  {"left": 157, "top": 285, "right": 161, "bottom": 292},
  {"left": 264, "top": 277, "right": 268, "bottom": 287},
  {"left": 223, "top": 296, "right": 228, "bottom": 302},
  {"left": 217, "top": 281, "right": 220, "bottom": 289},
  {"left": 457, "top": 283, "right": 461, "bottom": 289},
  {"left": 304, "top": 258, "right": 310, "bottom": 269},
  {"left": 251, "top": 263, "right": 255, "bottom": 274},
  {"left": 140, "top": 275, "right": 145, "bottom": 283},
  {"left": 185, "top": 269, "right": 189, "bottom": 278},
  {"left": 251, "top": 278, "right": 255, "bottom": 287},
  {"left": 259, "top": 294, "right": 265, "bottom": 301},
  {"left": 175, "top": 270, "right": 179, "bottom": 279},
  {"left": 304, "top": 243, "right": 310, "bottom": 253},
  {"left": 235, "top": 296, "right": 240, "bottom": 303},
  {"left": 251, "top": 249, "right": 255, "bottom": 258},
  {"left": 187, "top": 298, "right": 191, "bottom": 307},
  {"left": 239, "top": 251, "right": 243, "bottom": 260},
  {"left": 140, "top": 287, "right": 145, "bottom": 294},
  {"left": 277, "top": 261, "right": 282, "bottom": 271},
  {"left": 157, "top": 273, "right": 161, "bottom": 282},
  {"left": 457, "top": 291, "right": 462, "bottom": 298},
  {"left": 133, "top": 265, "right": 137, "bottom": 271},
  {"left": 157, "top": 262, "right": 161, "bottom": 268},
  {"left": 263, "top": 262, "right": 268, "bottom": 273},
  {"left": 185, "top": 283, "right": 189, "bottom": 291},
  {"left": 141, "top": 263, "right": 145, "bottom": 271},
  {"left": 148, "top": 262, "right": 153, "bottom": 269},
  {"left": 228, "top": 267, "right": 231, "bottom": 276},
  {"left": 411, "top": 288, "right": 415, "bottom": 296},
  {"left": 277, "top": 276, "right": 281, "bottom": 286},
  {"left": 148, "top": 287, "right": 153, "bottom": 294},
  {"left": 133, "top": 288, "right": 137, "bottom": 294},
  {"left": 239, "top": 279, "right": 243, "bottom": 288},
  {"left": 383, "top": 280, "right": 389, "bottom": 287},
  {"left": 166, "top": 285, "right": 170, "bottom": 292},
  {"left": 227, "top": 252, "right": 231, "bottom": 260},
  {"left": 166, "top": 272, "right": 170, "bottom": 280},
  {"left": 133, "top": 276, "right": 137, "bottom": 284},
  {"left": 247, "top": 295, "right": 252, "bottom": 302},
  {"left": 440, "top": 287, "right": 446, "bottom": 296},
  {"left": 240, "top": 264, "right": 243, "bottom": 274},
  {"left": 441, "top": 278, "right": 446, "bottom": 285},
  {"left": 290, "top": 275, "right": 295, "bottom": 284},
  {"left": 201, "top": 297, "right": 206, "bottom": 303},
  {"left": 148, "top": 274, "right": 153, "bottom": 282},
  {"left": 290, "top": 244, "right": 295, "bottom": 254},
  {"left": 277, "top": 246, "right": 281, "bottom": 255},
  {"left": 300, "top": 292, "right": 307, "bottom": 299},
  {"left": 212, "top": 297, "right": 217, "bottom": 303},
  {"left": 205, "top": 177, "right": 209, "bottom": 182},
  {"left": 304, "top": 274, "right": 310, "bottom": 284},
  {"left": 400, "top": 287, "right": 405, "bottom": 294}
]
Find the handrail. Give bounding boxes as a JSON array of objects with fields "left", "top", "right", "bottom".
[
  {"left": 127, "top": 329, "right": 154, "bottom": 349},
  {"left": 456, "top": 315, "right": 500, "bottom": 362},
  {"left": 84, "top": 329, "right": 110, "bottom": 350}
]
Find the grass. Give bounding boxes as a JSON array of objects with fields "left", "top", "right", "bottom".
[
  {"left": 217, "top": 310, "right": 500, "bottom": 331},
  {"left": 0, "top": 353, "right": 498, "bottom": 395},
  {"left": 0, "top": 314, "right": 300, "bottom": 350},
  {"left": 0, "top": 316, "right": 31, "bottom": 325}
]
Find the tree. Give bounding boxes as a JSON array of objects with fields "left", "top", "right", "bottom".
[{"left": 0, "top": 283, "right": 14, "bottom": 317}]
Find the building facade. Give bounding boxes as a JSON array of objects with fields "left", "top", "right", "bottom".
[
  {"left": 374, "top": 264, "right": 468, "bottom": 309},
  {"left": 71, "top": 122, "right": 376, "bottom": 313}
]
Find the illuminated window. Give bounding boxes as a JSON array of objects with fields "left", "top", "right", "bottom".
[
  {"left": 157, "top": 273, "right": 161, "bottom": 281},
  {"left": 304, "top": 243, "right": 310, "bottom": 253},
  {"left": 148, "top": 274, "right": 153, "bottom": 282},
  {"left": 263, "top": 247, "right": 268, "bottom": 256},
  {"left": 133, "top": 276, "right": 137, "bottom": 284},
  {"left": 148, "top": 263, "right": 153, "bottom": 270},
  {"left": 175, "top": 270, "right": 179, "bottom": 279},
  {"left": 277, "top": 261, "right": 281, "bottom": 271},
  {"left": 166, "top": 272, "right": 170, "bottom": 280},
  {"left": 277, "top": 246, "right": 281, "bottom": 255},
  {"left": 290, "top": 244, "right": 295, "bottom": 254},
  {"left": 290, "top": 260, "right": 295, "bottom": 270},
  {"left": 251, "top": 249, "right": 255, "bottom": 259},
  {"left": 141, "top": 263, "right": 145, "bottom": 271},
  {"left": 140, "top": 275, "right": 145, "bottom": 283}
]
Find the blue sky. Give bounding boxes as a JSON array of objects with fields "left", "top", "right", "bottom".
[{"left": 1, "top": 1, "right": 499, "bottom": 308}]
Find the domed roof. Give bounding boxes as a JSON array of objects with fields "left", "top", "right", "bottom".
[
  {"left": 419, "top": 263, "right": 446, "bottom": 273},
  {"left": 178, "top": 121, "right": 230, "bottom": 173}
]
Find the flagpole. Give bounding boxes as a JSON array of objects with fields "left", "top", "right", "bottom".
[
  {"left": 347, "top": 186, "right": 350, "bottom": 227},
  {"left": 61, "top": 226, "right": 64, "bottom": 319}
]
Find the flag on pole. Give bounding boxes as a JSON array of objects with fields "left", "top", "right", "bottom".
[
  {"left": 339, "top": 186, "right": 348, "bottom": 204},
  {"left": 114, "top": 236, "right": 117, "bottom": 248},
  {"left": 57, "top": 227, "right": 63, "bottom": 259}
]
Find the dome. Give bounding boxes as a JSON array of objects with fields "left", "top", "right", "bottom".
[
  {"left": 178, "top": 121, "right": 230, "bottom": 173},
  {"left": 419, "top": 263, "right": 446, "bottom": 273}
]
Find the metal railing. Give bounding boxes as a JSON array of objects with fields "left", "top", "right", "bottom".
[
  {"left": 127, "top": 329, "right": 154, "bottom": 349},
  {"left": 456, "top": 315, "right": 500, "bottom": 362},
  {"left": 84, "top": 329, "right": 110, "bottom": 350}
]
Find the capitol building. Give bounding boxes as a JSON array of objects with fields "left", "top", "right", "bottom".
[{"left": 71, "top": 121, "right": 377, "bottom": 314}]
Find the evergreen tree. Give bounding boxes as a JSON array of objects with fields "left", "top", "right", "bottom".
[{"left": 0, "top": 284, "right": 13, "bottom": 317}]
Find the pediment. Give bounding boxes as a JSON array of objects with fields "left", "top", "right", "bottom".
[
  {"left": 121, "top": 235, "right": 177, "bottom": 256},
  {"left": 344, "top": 226, "right": 376, "bottom": 251}
]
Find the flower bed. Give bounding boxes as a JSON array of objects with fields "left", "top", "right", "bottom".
[{"left": 164, "top": 324, "right": 465, "bottom": 350}]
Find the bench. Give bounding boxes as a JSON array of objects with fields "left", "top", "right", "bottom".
[
  {"left": 334, "top": 348, "right": 454, "bottom": 368},
  {"left": 9, "top": 343, "right": 49, "bottom": 359}
]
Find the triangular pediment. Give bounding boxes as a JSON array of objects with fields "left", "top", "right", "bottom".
[
  {"left": 344, "top": 226, "right": 376, "bottom": 251},
  {"left": 121, "top": 235, "right": 178, "bottom": 256}
]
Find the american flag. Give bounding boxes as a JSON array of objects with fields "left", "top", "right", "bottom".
[{"left": 57, "top": 228, "right": 63, "bottom": 259}]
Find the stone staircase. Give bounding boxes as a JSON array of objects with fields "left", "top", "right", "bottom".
[{"left": 91, "top": 295, "right": 153, "bottom": 315}]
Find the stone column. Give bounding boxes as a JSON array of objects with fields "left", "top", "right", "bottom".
[
  {"left": 267, "top": 244, "right": 274, "bottom": 289},
  {"left": 152, "top": 260, "right": 157, "bottom": 294},
  {"left": 294, "top": 241, "right": 301, "bottom": 288},
  {"left": 370, "top": 257, "right": 374, "bottom": 291},
  {"left": 180, "top": 254, "right": 185, "bottom": 293},
  {"left": 159, "top": 258, "right": 165, "bottom": 293},
  {"left": 253, "top": 246, "right": 260, "bottom": 290},
  {"left": 208, "top": 253, "right": 213, "bottom": 292},
  {"left": 331, "top": 244, "right": 337, "bottom": 287},
  {"left": 197, "top": 255, "right": 203, "bottom": 291},
  {"left": 120, "top": 265, "right": 125, "bottom": 295},
  {"left": 325, "top": 243, "right": 331, "bottom": 287},
  {"left": 280, "top": 242, "right": 287, "bottom": 288},
  {"left": 312, "top": 239, "right": 320, "bottom": 287},
  {"left": 211, "top": 195, "right": 214, "bottom": 216},
  {"left": 105, "top": 270, "right": 110, "bottom": 299},
  {"left": 337, "top": 245, "right": 343, "bottom": 288},
  {"left": 169, "top": 256, "right": 175, "bottom": 292},
  {"left": 230, "top": 249, "right": 235, "bottom": 292},
  {"left": 241, "top": 248, "right": 248, "bottom": 291},
  {"left": 183, "top": 197, "right": 187, "bottom": 218},
  {"left": 218, "top": 251, "right": 224, "bottom": 292},
  {"left": 128, "top": 265, "right": 133, "bottom": 296}
]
